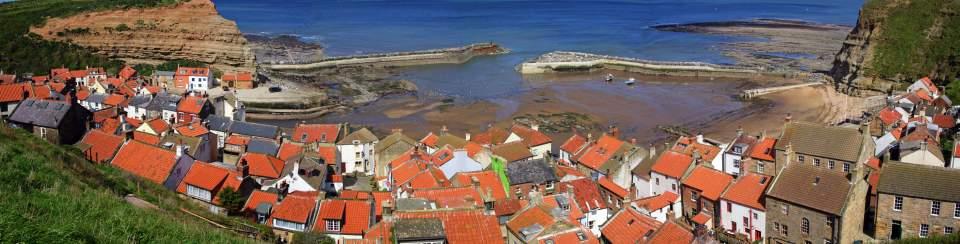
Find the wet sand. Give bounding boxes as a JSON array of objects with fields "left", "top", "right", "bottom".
[{"left": 256, "top": 71, "right": 831, "bottom": 145}]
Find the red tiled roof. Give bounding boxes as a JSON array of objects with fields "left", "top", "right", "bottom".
[
  {"left": 239, "top": 153, "right": 285, "bottom": 179},
  {"left": 878, "top": 107, "right": 902, "bottom": 126},
  {"left": 868, "top": 171, "right": 881, "bottom": 194},
  {"left": 955, "top": 142, "right": 960, "bottom": 158},
  {"left": 339, "top": 190, "right": 371, "bottom": 200},
  {"left": 672, "top": 136, "right": 721, "bottom": 162},
  {"left": 648, "top": 220, "right": 694, "bottom": 244},
  {"left": 465, "top": 141, "right": 483, "bottom": 158},
  {"left": 494, "top": 199, "right": 528, "bottom": 217},
  {"left": 635, "top": 191, "right": 679, "bottom": 211},
  {"left": 921, "top": 77, "right": 939, "bottom": 94},
  {"left": 176, "top": 162, "right": 242, "bottom": 204},
  {"left": 293, "top": 123, "right": 340, "bottom": 143},
  {"left": 915, "top": 89, "right": 933, "bottom": 102},
  {"left": 371, "top": 191, "right": 391, "bottom": 217},
  {"left": 31, "top": 76, "right": 48, "bottom": 84},
  {"left": 412, "top": 186, "right": 484, "bottom": 208},
  {"left": 691, "top": 212, "right": 711, "bottom": 225},
  {"left": 145, "top": 118, "right": 170, "bottom": 134},
  {"left": 244, "top": 190, "right": 278, "bottom": 213},
  {"left": 558, "top": 178, "right": 606, "bottom": 210},
  {"left": 76, "top": 90, "right": 90, "bottom": 101},
  {"left": 430, "top": 146, "right": 456, "bottom": 166},
  {"left": 866, "top": 157, "right": 882, "bottom": 170},
  {"left": 651, "top": 151, "right": 694, "bottom": 178},
  {"left": 598, "top": 176, "right": 628, "bottom": 198},
  {"left": 557, "top": 165, "right": 586, "bottom": 179},
  {"left": 221, "top": 72, "right": 254, "bottom": 82},
  {"left": 396, "top": 209, "right": 503, "bottom": 244},
  {"left": 540, "top": 228, "right": 598, "bottom": 244},
  {"left": 600, "top": 208, "right": 662, "bottom": 244},
  {"left": 119, "top": 66, "right": 137, "bottom": 80},
  {"left": 749, "top": 137, "right": 776, "bottom": 162},
  {"left": 363, "top": 222, "right": 392, "bottom": 243},
  {"left": 510, "top": 124, "right": 551, "bottom": 147},
  {"left": 0, "top": 74, "right": 14, "bottom": 84},
  {"left": 272, "top": 191, "right": 318, "bottom": 224},
  {"left": 682, "top": 166, "right": 733, "bottom": 201},
  {"left": 543, "top": 194, "right": 584, "bottom": 223},
  {"left": 577, "top": 134, "right": 624, "bottom": 170},
  {"left": 471, "top": 127, "right": 510, "bottom": 145},
  {"left": 0, "top": 84, "right": 32, "bottom": 103},
  {"left": 133, "top": 131, "right": 161, "bottom": 145},
  {"left": 31, "top": 85, "right": 51, "bottom": 100},
  {"left": 277, "top": 142, "right": 304, "bottom": 161},
  {"left": 110, "top": 141, "right": 177, "bottom": 184},
  {"left": 177, "top": 96, "right": 206, "bottom": 114},
  {"left": 560, "top": 134, "right": 588, "bottom": 154},
  {"left": 48, "top": 82, "right": 65, "bottom": 93},
  {"left": 420, "top": 132, "right": 439, "bottom": 147},
  {"left": 933, "top": 114, "right": 955, "bottom": 129},
  {"left": 720, "top": 173, "right": 770, "bottom": 210},
  {"left": 78, "top": 130, "right": 124, "bottom": 163},
  {"left": 225, "top": 135, "right": 250, "bottom": 145},
  {"left": 452, "top": 171, "right": 507, "bottom": 200},
  {"left": 317, "top": 145, "right": 337, "bottom": 165},
  {"left": 507, "top": 205, "right": 556, "bottom": 236},
  {"left": 69, "top": 70, "right": 88, "bottom": 79},
  {"left": 315, "top": 199, "right": 371, "bottom": 235},
  {"left": 103, "top": 94, "right": 125, "bottom": 107},
  {"left": 174, "top": 121, "right": 209, "bottom": 137}
]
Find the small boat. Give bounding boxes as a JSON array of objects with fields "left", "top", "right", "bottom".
[
  {"left": 605, "top": 74, "right": 614, "bottom": 82},
  {"left": 624, "top": 77, "right": 636, "bottom": 85}
]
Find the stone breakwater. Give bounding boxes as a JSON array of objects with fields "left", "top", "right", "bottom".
[
  {"left": 519, "top": 51, "right": 804, "bottom": 79},
  {"left": 264, "top": 43, "right": 507, "bottom": 70}
]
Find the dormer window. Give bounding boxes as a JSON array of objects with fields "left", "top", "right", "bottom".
[
  {"left": 320, "top": 134, "right": 327, "bottom": 142},
  {"left": 300, "top": 134, "right": 308, "bottom": 142},
  {"left": 325, "top": 220, "right": 341, "bottom": 232},
  {"left": 732, "top": 146, "right": 743, "bottom": 154}
]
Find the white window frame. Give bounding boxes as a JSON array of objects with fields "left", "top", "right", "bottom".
[
  {"left": 932, "top": 201, "right": 941, "bottom": 216},
  {"left": 842, "top": 163, "right": 851, "bottom": 173},
  {"left": 920, "top": 224, "right": 929, "bottom": 238},
  {"left": 894, "top": 196, "right": 903, "bottom": 211},
  {"left": 326, "top": 219, "right": 341, "bottom": 232},
  {"left": 954, "top": 202, "right": 960, "bottom": 218},
  {"left": 186, "top": 184, "right": 212, "bottom": 202}
]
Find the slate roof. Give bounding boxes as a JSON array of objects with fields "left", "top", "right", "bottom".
[
  {"left": 230, "top": 121, "right": 280, "bottom": 139},
  {"left": 204, "top": 115, "right": 233, "bottom": 132},
  {"left": 471, "top": 127, "right": 510, "bottom": 145},
  {"left": 338, "top": 128, "right": 378, "bottom": 145},
  {"left": 8, "top": 99, "right": 74, "bottom": 128},
  {"left": 146, "top": 92, "right": 181, "bottom": 112},
  {"left": 128, "top": 95, "right": 152, "bottom": 108},
  {"left": 85, "top": 93, "right": 107, "bottom": 104},
  {"left": 766, "top": 164, "right": 852, "bottom": 215},
  {"left": 506, "top": 158, "right": 557, "bottom": 185},
  {"left": 247, "top": 138, "right": 280, "bottom": 156},
  {"left": 775, "top": 122, "right": 864, "bottom": 162},
  {"left": 395, "top": 209, "right": 503, "bottom": 244},
  {"left": 877, "top": 161, "right": 960, "bottom": 202},
  {"left": 394, "top": 218, "right": 445, "bottom": 241}
]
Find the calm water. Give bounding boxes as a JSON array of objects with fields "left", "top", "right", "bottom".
[{"left": 216, "top": 0, "right": 863, "bottom": 100}]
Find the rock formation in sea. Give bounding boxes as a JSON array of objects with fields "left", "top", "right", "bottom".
[{"left": 30, "top": 0, "right": 255, "bottom": 73}]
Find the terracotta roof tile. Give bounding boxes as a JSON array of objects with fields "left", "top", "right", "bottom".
[
  {"left": 371, "top": 191, "right": 391, "bottom": 217},
  {"left": 103, "top": 94, "right": 126, "bottom": 107},
  {"left": 146, "top": 118, "right": 170, "bottom": 133},
  {"left": 277, "top": 142, "right": 304, "bottom": 161},
  {"left": 558, "top": 178, "right": 606, "bottom": 210},
  {"left": 507, "top": 205, "right": 557, "bottom": 237},
  {"left": 176, "top": 162, "right": 242, "bottom": 204},
  {"left": 651, "top": 151, "right": 693, "bottom": 178},
  {"left": 577, "top": 135, "right": 624, "bottom": 170},
  {"left": 598, "top": 176, "right": 628, "bottom": 198},
  {"left": 471, "top": 127, "right": 510, "bottom": 145},
  {"left": 272, "top": 191, "right": 318, "bottom": 224},
  {"left": 691, "top": 212, "right": 711, "bottom": 225},
  {"left": 110, "top": 141, "right": 177, "bottom": 184},
  {"left": 495, "top": 199, "right": 528, "bottom": 216},
  {"left": 239, "top": 153, "right": 285, "bottom": 179},
  {"left": 452, "top": 171, "right": 508, "bottom": 200},
  {"left": 543, "top": 194, "right": 585, "bottom": 223},
  {"left": 292, "top": 123, "right": 340, "bottom": 143},
  {"left": 411, "top": 186, "right": 484, "bottom": 208},
  {"left": 600, "top": 208, "right": 661, "bottom": 244},
  {"left": 672, "top": 136, "right": 721, "bottom": 162},
  {"left": 315, "top": 199, "right": 371, "bottom": 235},
  {"left": 464, "top": 141, "right": 483, "bottom": 158},
  {"left": 133, "top": 131, "right": 161, "bottom": 145},
  {"left": 648, "top": 220, "right": 694, "bottom": 244},
  {"left": 396, "top": 209, "right": 503, "bottom": 244},
  {"left": 510, "top": 124, "right": 551, "bottom": 147},
  {"left": 420, "top": 132, "right": 439, "bottom": 147},
  {"left": 177, "top": 96, "right": 206, "bottom": 114},
  {"left": 225, "top": 134, "right": 250, "bottom": 145},
  {"left": 0, "top": 84, "right": 33, "bottom": 103},
  {"left": 317, "top": 145, "right": 337, "bottom": 165},
  {"left": 749, "top": 137, "right": 776, "bottom": 161},
  {"left": 933, "top": 114, "right": 955, "bottom": 129},
  {"left": 720, "top": 173, "right": 770, "bottom": 210},
  {"left": 244, "top": 190, "right": 278, "bottom": 213},
  {"left": 174, "top": 121, "right": 209, "bottom": 137},
  {"left": 878, "top": 107, "right": 902, "bottom": 126},
  {"left": 78, "top": 130, "right": 124, "bottom": 163},
  {"left": 560, "top": 134, "right": 588, "bottom": 154},
  {"left": 681, "top": 166, "right": 733, "bottom": 201},
  {"left": 634, "top": 191, "right": 678, "bottom": 211}
]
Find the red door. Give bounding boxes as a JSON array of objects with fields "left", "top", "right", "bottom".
[
  {"left": 755, "top": 230, "right": 762, "bottom": 241},
  {"left": 731, "top": 221, "right": 737, "bottom": 233}
]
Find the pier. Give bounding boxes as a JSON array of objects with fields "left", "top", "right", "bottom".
[
  {"left": 518, "top": 51, "right": 803, "bottom": 79},
  {"left": 264, "top": 43, "right": 507, "bottom": 70},
  {"left": 740, "top": 82, "right": 824, "bottom": 99}
]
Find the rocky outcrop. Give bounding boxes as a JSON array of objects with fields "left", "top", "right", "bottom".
[
  {"left": 829, "top": 4, "right": 896, "bottom": 92},
  {"left": 30, "top": 0, "right": 255, "bottom": 73}
]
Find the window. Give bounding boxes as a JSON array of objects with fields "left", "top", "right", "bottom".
[
  {"left": 743, "top": 217, "right": 749, "bottom": 232},
  {"left": 805, "top": 241, "right": 812, "bottom": 244},
  {"left": 920, "top": 224, "right": 929, "bottom": 237},
  {"left": 843, "top": 163, "right": 851, "bottom": 173},
  {"left": 826, "top": 217, "right": 834, "bottom": 227},
  {"left": 797, "top": 155, "right": 805, "bottom": 162},
  {"left": 756, "top": 162, "right": 764, "bottom": 172},
  {"left": 753, "top": 212, "right": 759, "bottom": 220},
  {"left": 325, "top": 220, "right": 341, "bottom": 232},
  {"left": 545, "top": 182, "right": 554, "bottom": 190},
  {"left": 782, "top": 225, "right": 789, "bottom": 236},
  {"left": 186, "top": 185, "right": 212, "bottom": 202},
  {"left": 801, "top": 218, "right": 810, "bottom": 234},
  {"left": 274, "top": 219, "right": 305, "bottom": 232},
  {"left": 733, "top": 146, "right": 743, "bottom": 154},
  {"left": 955, "top": 203, "right": 960, "bottom": 218},
  {"left": 828, "top": 160, "right": 835, "bottom": 169},
  {"left": 655, "top": 178, "right": 660, "bottom": 185},
  {"left": 733, "top": 159, "right": 741, "bottom": 168},
  {"left": 946, "top": 227, "right": 955, "bottom": 235},
  {"left": 781, "top": 204, "right": 789, "bottom": 215},
  {"left": 894, "top": 196, "right": 903, "bottom": 211},
  {"left": 932, "top": 201, "right": 941, "bottom": 216},
  {"left": 691, "top": 191, "right": 700, "bottom": 203},
  {"left": 355, "top": 152, "right": 361, "bottom": 158},
  {"left": 672, "top": 184, "right": 677, "bottom": 191},
  {"left": 774, "top": 222, "right": 781, "bottom": 233},
  {"left": 814, "top": 158, "right": 821, "bottom": 167},
  {"left": 727, "top": 202, "right": 733, "bottom": 212}
]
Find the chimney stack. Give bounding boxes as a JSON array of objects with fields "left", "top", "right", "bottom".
[
  {"left": 696, "top": 132, "right": 704, "bottom": 144},
  {"left": 441, "top": 125, "right": 448, "bottom": 135},
  {"left": 465, "top": 132, "right": 471, "bottom": 141},
  {"left": 531, "top": 123, "right": 540, "bottom": 131},
  {"left": 785, "top": 113, "right": 793, "bottom": 122}
]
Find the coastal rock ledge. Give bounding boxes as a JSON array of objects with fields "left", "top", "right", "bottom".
[{"left": 30, "top": 0, "right": 255, "bottom": 73}]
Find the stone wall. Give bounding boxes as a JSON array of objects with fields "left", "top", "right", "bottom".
[
  {"left": 874, "top": 193, "right": 960, "bottom": 240},
  {"left": 265, "top": 43, "right": 505, "bottom": 70},
  {"left": 765, "top": 197, "right": 839, "bottom": 244}
]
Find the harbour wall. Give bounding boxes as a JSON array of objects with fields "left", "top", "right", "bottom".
[
  {"left": 518, "top": 51, "right": 805, "bottom": 79},
  {"left": 264, "top": 43, "right": 506, "bottom": 70}
]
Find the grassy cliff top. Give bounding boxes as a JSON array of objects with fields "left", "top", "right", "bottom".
[
  {"left": 863, "top": 0, "right": 960, "bottom": 82},
  {"left": 0, "top": 125, "right": 258, "bottom": 243}
]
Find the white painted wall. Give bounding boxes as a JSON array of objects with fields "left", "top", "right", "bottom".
[
  {"left": 901, "top": 150, "right": 946, "bottom": 167},
  {"left": 720, "top": 199, "right": 766, "bottom": 243},
  {"left": 722, "top": 152, "right": 743, "bottom": 177},
  {"left": 338, "top": 142, "right": 376, "bottom": 174},
  {"left": 650, "top": 172, "right": 680, "bottom": 196},
  {"left": 529, "top": 143, "right": 552, "bottom": 160},
  {"left": 632, "top": 175, "right": 652, "bottom": 199},
  {"left": 580, "top": 208, "right": 609, "bottom": 236},
  {"left": 162, "top": 110, "right": 177, "bottom": 124},
  {"left": 126, "top": 105, "right": 147, "bottom": 120},
  {"left": 187, "top": 74, "right": 213, "bottom": 91}
]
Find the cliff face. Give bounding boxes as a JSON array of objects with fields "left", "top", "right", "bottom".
[
  {"left": 30, "top": 0, "right": 255, "bottom": 73},
  {"left": 829, "top": 2, "right": 900, "bottom": 92}
]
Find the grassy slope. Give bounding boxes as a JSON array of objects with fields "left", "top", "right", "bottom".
[
  {"left": 0, "top": 126, "right": 255, "bottom": 243},
  {"left": 866, "top": 0, "right": 960, "bottom": 82},
  {"left": 0, "top": 0, "right": 180, "bottom": 75}
]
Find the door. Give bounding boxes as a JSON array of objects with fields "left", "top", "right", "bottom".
[
  {"left": 891, "top": 220, "right": 902, "bottom": 240},
  {"left": 755, "top": 230, "right": 762, "bottom": 241},
  {"left": 731, "top": 221, "right": 737, "bottom": 233}
]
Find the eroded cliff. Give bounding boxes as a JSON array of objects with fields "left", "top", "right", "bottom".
[{"left": 30, "top": 0, "right": 255, "bottom": 73}]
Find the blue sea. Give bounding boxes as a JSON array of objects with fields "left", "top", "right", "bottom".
[{"left": 216, "top": 0, "right": 863, "bottom": 99}]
